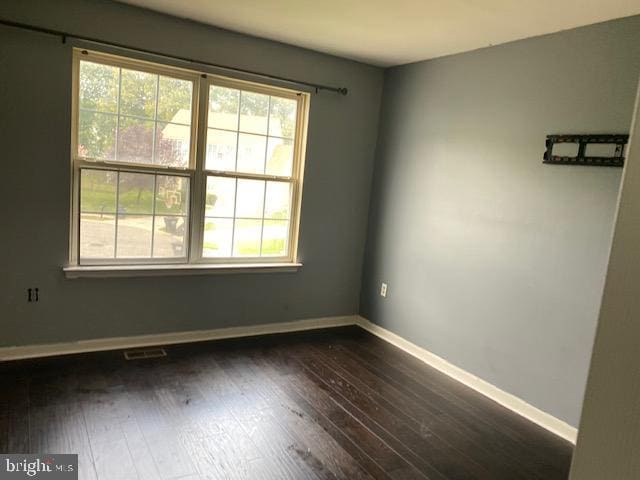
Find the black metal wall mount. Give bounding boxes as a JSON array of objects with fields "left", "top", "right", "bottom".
[{"left": 543, "top": 134, "right": 629, "bottom": 167}]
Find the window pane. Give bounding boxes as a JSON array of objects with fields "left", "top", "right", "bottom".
[
  {"left": 239, "top": 91, "right": 269, "bottom": 135},
  {"left": 262, "top": 220, "right": 289, "bottom": 256},
  {"left": 203, "top": 218, "right": 233, "bottom": 257},
  {"left": 78, "top": 111, "right": 117, "bottom": 159},
  {"left": 79, "top": 61, "right": 119, "bottom": 113},
  {"left": 153, "top": 216, "right": 187, "bottom": 258},
  {"left": 264, "top": 181, "right": 291, "bottom": 219},
  {"left": 269, "top": 96, "right": 297, "bottom": 138},
  {"left": 206, "top": 129, "right": 237, "bottom": 171},
  {"left": 235, "top": 179, "right": 265, "bottom": 218},
  {"left": 81, "top": 170, "right": 116, "bottom": 213},
  {"left": 116, "top": 215, "right": 153, "bottom": 257},
  {"left": 206, "top": 177, "right": 235, "bottom": 217},
  {"left": 155, "top": 175, "right": 189, "bottom": 216},
  {"left": 118, "top": 172, "right": 154, "bottom": 215},
  {"left": 119, "top": 68, "right": 156, "bottom": 119},
  {"left": 156, "top": 122, "right": 190, "bottom": 168},
  {"left": 117, "top": 117, "right": 154, "bottom": 164},
  {"left": 80, "top": 213, "right": 115, "bottom": 259},
  {"left": 157, "top": 76, "right": 192, "bottom": 123},
  {"left": 76, "top": 58, "right": 304, "bottom": 265},
  {"left": 233, "top": 219, "right": 261, "bottom": 257},
  {"left": 209, "top": 86, "right": 239, "bottom": 130},
  {"left": 237, "top": 133, "right": 266, "bottom": 174},
  {"left": 266, "top": 137, "right": 294, "bottom": 176}
]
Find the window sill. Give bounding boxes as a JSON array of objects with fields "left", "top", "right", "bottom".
[{"left": 63, "top": 262, "right": 303, "bottom": 279}]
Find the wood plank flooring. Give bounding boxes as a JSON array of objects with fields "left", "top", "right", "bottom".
[{"left": 0, "top": 326, "right": 573, "bottom": 479}]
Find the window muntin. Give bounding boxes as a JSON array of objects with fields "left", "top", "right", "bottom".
[
  {"left": 206, "top": 85, "right": 297, "bottom": 176},
  {"left": 71, "top": 50, "right": 307, "bottom": 267},
  {"left": 78, "top": 60, "right": 194, "bottom": 168},
  {"left": 79, "top": 169, "right": 190, "bottom": 261},
  {"left": 202, "top": 84, "right": 298, "bottom": 259},
  {"left": 203, "top": 177, "right": 292, "bottom": 258}
]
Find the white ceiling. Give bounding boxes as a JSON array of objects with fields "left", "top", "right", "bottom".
[{"left": 117, "top": 0, "right": 640, "bottom": 67}]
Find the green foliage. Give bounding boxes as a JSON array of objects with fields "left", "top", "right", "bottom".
[
  {"left": 158, "top": 76, "right": 192, "bottom": 121},
  {"left": 120, "top": 69, "right": 156, "bottom": 118},
  {"left": 78, "top": 60, "right": 297, "bottom": 164},
  {"left": 79, "top": 62, "right": 118, "bottom": 112},
  {"left": 240, "top": 91, "right": 269, "bottom": 124},
  {"left": 210, "top": 85, "right": 297, "bottom": 138},
  {"left": 206, "top": 193, "right": 218, "bottom": 209},
  {"left": 80, "top": 170, "right": 187, "bottom": 216},
  {"left": 237, "top": 239, "right": 285, "bottom": 255},
  {"left": 77, "top": 60, "right": 192, "bottom": 163},
  {"left": 262, "top": 238, "right": 286, "bottom": 255},
  {"left": 155, "top": 175, "right": 189, "bottom": 215},
  {"left": 78, "top": 62, "right": 118, "bottom": 159},
  {"left": 78, "top": 111, "right": 117, "bottom": 159},
  {"left": 269, "top": 96, "right": 297, "bottom": 138},
  {"left": 268, "top": 210, "right": 288, "bottom": 220}
]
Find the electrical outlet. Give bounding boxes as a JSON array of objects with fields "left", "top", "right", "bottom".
[
  {"left": 27, "top": 288, "right": 39, "bottom": 302},
  {"left": 380, "top": 282, "right": 388, "bottom": 298}
]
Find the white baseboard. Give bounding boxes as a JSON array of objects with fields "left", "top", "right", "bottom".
[
  {"left": 355, "top": 316, "right": 578, "bottom": 444},
  {"left": 0, "top": 312, "right": 578, "bottom": 443},
  {"left": 0, "top": 315, "right": 357, "bottom": 362}
]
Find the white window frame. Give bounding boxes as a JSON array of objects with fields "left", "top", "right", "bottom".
[{"left": 68, "top": 49, "right": 309, "bottom": 271}]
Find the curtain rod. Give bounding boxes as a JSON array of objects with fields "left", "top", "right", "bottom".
[{"left": 0, "top": 19, "right": 349, "bottom": 95}]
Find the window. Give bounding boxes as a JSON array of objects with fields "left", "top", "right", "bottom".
[{"left": 70, "top": 50, "right": 308, "bottom": 269}]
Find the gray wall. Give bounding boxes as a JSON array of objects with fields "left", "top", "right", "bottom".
[
  {"left": 361, "top": 16, "right": 640, "bottom": 427},
  {"left": 569, "top": 75, "right": 640, "bottom": 480},
  {"left": 0, "top": 0, "right": 383, "bottom": 347}
]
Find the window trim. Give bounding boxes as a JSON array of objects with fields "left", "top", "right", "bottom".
[
  {"left": 63, "top": 262, "right": 303, "bottom": 279},
  {"left": 68, "top": 49, "right": 309, "bottom": 270}
]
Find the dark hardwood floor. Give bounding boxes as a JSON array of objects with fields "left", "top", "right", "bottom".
[{"left": 0, "top": 326, "right": 573, "bottom": 479}]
